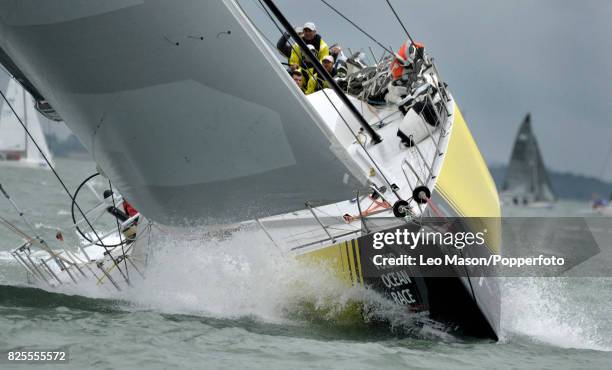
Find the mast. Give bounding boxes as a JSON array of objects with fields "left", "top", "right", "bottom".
[
  {"left": 260, "top": 0, "right": 382, "bottom": 144},
  {"left": 22, "top": 85, "right": 28, "bottom": 157}
]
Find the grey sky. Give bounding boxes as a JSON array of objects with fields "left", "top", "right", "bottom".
[
  {"left": 2, "top": 1, "right": 612, "bottom": 180},
  {"left": 244, "top": 0, "right": 612, "bottom": 181}
]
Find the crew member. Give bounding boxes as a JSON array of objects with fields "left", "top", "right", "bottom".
[
  {"left": 276, "top": 26, "right": 303, "bottom": 59},
  {"left": 322, "top": 55, "right": 337, "bottom": 77},
  {"left": 314, "top": 55, "right": 337, "bottom": 91},
  {"left": 122, "top": 199, "right": 138, "bottom": 219},
  {"left": 291, "top": 69, "right": 303, "bottom": 88},
  {"left": 289, "top": 22, "right": 330, "bottom": 71},
  {"left": 291, "top": 68, "right": 317, "bottom": 95},
  {"left": 329, "top": 43, "right": 347, "bottom": 70},
  {"left": 390, "top": 39, "right": 425, "bottom": 81}
]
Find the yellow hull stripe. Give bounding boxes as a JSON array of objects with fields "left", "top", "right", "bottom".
[
  {"left": 296, "top": 239, "right": 365, "bottom": 287},
  {"left": 354, "top": 240, "right": 364, "bottom": 286},
  {"left": 347, "top": 239, "right": 359, "bottom": 284},
  {"left": 344, "top": 242, "right": 353, "bottom": 285}
]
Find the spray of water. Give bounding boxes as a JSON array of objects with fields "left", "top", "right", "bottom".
[
  {"left": 7, "top": 224, "right": 610, "bottom": 347},
  {"left": 500, "top": 277, "right": 611, "bottom": 351},
  {"left": 64, "top": 226, "right": 441, "bottom": 338}
]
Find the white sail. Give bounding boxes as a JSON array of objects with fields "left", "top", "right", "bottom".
[
  {"left": 0, "top": 79, "right": 27, "bottom": 153},
  {"left": 502, "top": 114, "right": 555, "bottom": 204},
  {"left": 0, "top": 0, "right": 366, "bottom": 224},
  {"left": 0, "top": 79, "right": 53, "bottom": 168},
  {"left": 24, "top": 96, "right": 54, "bottom": 167}
]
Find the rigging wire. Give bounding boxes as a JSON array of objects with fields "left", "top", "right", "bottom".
[
  {"left": 0, "top": 84, "right": 131, "bottom": 283},
  {"left": 317, "top": 0, "right": 394, "bottom": 55},
  {"left": 243, "top": 0, "right": 285, "bottom": 52},
  {"left": 384, "top": 0, "right": 414, "bottom": 43},
  {"left": 253, "top": 0, "right": 284, "bottom": 34},
  {"left": 262, "top": 0, "right": 383, "bottom": 144},
  {"left": 108, "top": 180, "right": 129, "bottom": 281},
  {"left": 256, "top": 0, "right": 403, "bottom": 203},
  {"left": 242, "top": 0, "right": 408, "bottom": 230}
]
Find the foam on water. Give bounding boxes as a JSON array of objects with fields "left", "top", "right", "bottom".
[
  {"left": 48, "top": 226, "right": 445, "bottom": 338},
  {"left": 8, "top": 225, "right": 611, "bottom": 347},
  {"left": 119, "top": 227, "right": 337, "bottom": 323},
  {"left": 116, "top": 227, "right": 406, "bottom": 325},
  {"left": 0, "top": 251, "right": 14, "bottom": 262},
  {"left": 500, "top": 277, "right": 611, "bottom": 351}
]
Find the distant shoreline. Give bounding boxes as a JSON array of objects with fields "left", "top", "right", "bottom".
[{"left": 489, "top": 164, "right": 612, "bottom": 201}]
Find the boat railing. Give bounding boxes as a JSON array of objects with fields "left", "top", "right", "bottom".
[
  {"left": 253, "top": 56, "right": 454, "bottom": 252},
  {"left": 2, "top": 178, "right": 148, "bottom": 291}
]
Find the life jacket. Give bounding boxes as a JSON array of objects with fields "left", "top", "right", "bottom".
[
  {"left": 390, "top": 40, "right": 424, "bottom": 80},
  {"left": 299, "top": 68, "right": 318, "bottom": 95},
  {"left": 305, "top": 34, "right": 322, "bottom": 53},
  {"left": 289, "top": 34, "right": 330, "bottom": 70}
]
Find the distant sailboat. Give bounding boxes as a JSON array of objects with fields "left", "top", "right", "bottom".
[
  {"left": 592, "top": 133, "right": 612, "bottom": 215},
  {"left": 0, "top": 79, "right": 53, "bottom": 169},
  {"left": 502, "top": 113, "right": 555, "bottom": 207}
]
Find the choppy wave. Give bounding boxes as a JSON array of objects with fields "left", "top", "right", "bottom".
[
  {"left": 2, "top": 226, "right": 453, "bottom": 340},
  {"left": 0, "top": 284, "right": 123, "bottom": 313},
  {"left": 3, "top": 226, "right": 610, "bottom": 348},
  {"left": 112, "top": 227, "right": 449, "bottom": 339},
  {"left": 500, "top": 277, "right": 611, "bottom": 351}
]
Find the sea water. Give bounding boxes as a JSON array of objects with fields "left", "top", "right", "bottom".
[{"left": 0, "top": 158, "right": 611, "bottom": 369}]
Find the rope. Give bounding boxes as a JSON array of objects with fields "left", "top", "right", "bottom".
[
  {"left": 0, "top": 84, "right": 131, "bottom": 283},
  {"left": 254, "top": 0, "right": 284, "bottom": 34},
  {"left": 256, "top": 0, "right": 405, "bottom": 203},
  {"left": 425, "top": 197, "right": 446, "bottom": 220},
  {"left": 108, "top": 180, "right": 129, "bottom": 281},
  {"left": 384, "top": 0, "right": 414, "bottom": 43},
  {"left": 317, "top": 0, "right": 394, "bottom": 55},
  {"left": 343, "top": 196, "right": 391, "bottom": 223},
  {"left": 0, "top": 87, "right": 106, "bottom": 246}
]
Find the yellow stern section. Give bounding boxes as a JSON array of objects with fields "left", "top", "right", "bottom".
[
  {"left": 435, "top": 105, "right": 502, "bottom": 253},
  {"left": 297, "top": 239, "right": 364, "bottom": 286}
]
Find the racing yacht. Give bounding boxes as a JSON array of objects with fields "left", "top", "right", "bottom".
[
  {"left": 501, "top": 113, "right": 555, "bottom": 208},
  {"left": 0, "top": 0, "right": 502, "bottom": 339}
]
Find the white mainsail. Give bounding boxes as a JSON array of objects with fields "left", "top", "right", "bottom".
[
  {"left": 0, "top": 79, "right": 54, "bottom": 168},
  {"left": 0, "top": 0, "right": 366, "bottom": 223}
]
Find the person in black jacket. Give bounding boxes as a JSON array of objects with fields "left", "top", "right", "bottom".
[{"left": 276, "top": 26, "right": 303, "bottom": 59}]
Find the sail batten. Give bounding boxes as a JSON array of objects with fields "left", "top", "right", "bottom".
[{"left": 502, "top": 114, "right": 555, "bottom": 203}]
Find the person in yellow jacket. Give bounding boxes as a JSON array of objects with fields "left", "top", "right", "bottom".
[
  {"left": 306, "top": 55, "right": 337, "bottom": 92},
  {"left": 291, "top": 68, "right": 318, "bottom": 95},
  {"left": 289, "top": 22, "right": 330, "bottom": 70},
  {"left": 303, "top": 72, "right": 318, "bottom": 95}
]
